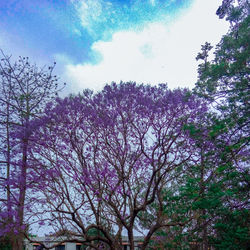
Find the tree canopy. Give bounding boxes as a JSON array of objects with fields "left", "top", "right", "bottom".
[{"left": 27, "top": 83, "right": 207, "bottom": 249}]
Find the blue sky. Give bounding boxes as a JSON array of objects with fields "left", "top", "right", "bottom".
[{"left": 0, "top": 0, "right": 229, "bottom": 93}]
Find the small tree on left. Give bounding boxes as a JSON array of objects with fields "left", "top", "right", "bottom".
[{"left": 0, "top": 49, "right": 62, "bottom": 250}]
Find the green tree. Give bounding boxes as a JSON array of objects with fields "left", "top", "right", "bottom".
[
  {"left": 193, "top": 1, "right": 250, "bottom": 248},
  {"left": 195, "top": 1, "right": 249, "bottom": 133}
]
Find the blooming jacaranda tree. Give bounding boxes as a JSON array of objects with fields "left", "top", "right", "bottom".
[
  {"left": 0, "top": 50, "right": 63, "bottom": 250},
  {"left": 29, "top": 82, "right": 208, "bottom": 249}
]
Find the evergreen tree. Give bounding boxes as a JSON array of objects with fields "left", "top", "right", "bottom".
[{"left": 193, "top": 1, "right": 250, "bottom": 248}]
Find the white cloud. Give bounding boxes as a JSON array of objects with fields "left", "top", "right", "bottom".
[{"left": 65, "top": 0, "right": 229, "bottom": 92}]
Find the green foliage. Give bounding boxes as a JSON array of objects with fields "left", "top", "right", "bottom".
[
  {"left": 0, "top": 237, "right": 12, "bottom": 250},
  {"left": 210, "top": 209, "right": 250, "bottom": 250},
  {"left": 195, "top": 15, "right": 250, "bottom": 128},
  {"left": 192, "top": 3, "right": 250, "bottom": 248},
  {"left": 86, "top": 228, "right": 103, "bottom": 237}
]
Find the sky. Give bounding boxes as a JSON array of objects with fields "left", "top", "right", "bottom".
[{"left": 0, "top": 0, "right": 229, "bottom": 94}]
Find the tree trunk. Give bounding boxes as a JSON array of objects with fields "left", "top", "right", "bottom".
[
  {"left": 14, "top": 135, "right": 28, "bottom": 250},
  {"left": 128, "top": 229, "right": 134, "bottom": 250},
  {"left": 12, "top": 234, "right": 24, "bottom": 250},
  {"left": 200, "top": 148, "right": 208, "bottom": 250}
]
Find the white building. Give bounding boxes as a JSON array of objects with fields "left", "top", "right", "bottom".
[{"left": 24, "top": 236, "right": 143, "bottom": 250}]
